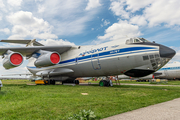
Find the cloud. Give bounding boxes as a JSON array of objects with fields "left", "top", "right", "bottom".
[
  {"left": 130, "top": 15, "right": 147, "bottom": 26},
  {"left": 0, "top": 0, "right": 5, "bottom": 8},
  {"left": 39, "top": 39, "right": 75, "bottom": 46},
  {"left": 101, "top": 19, "right": 110, "bottom": 27},
  {"left": 144, "top": 0, "right": 180, "bottom": 27},
  {"left": 125, "top": 0, "right": 155, "bottom": 12},
  {"left": 110, "top": 0, "right": 180, "bottom": 28},
  {"left": 6, "top": 11, "right": 57, "bottom": 39},
  {"left": 85, "top": 0, "right": 101, "bottom": 11},
  {"left": 0, "top": 28, "right": 10, "bottom": 34},
  {"left": 7, "top": 0, "right": 22, "bottom": 6},
  {"left": 34, "top": 0, "right": 101, "bottom": 36},
  {"left": 98, "top": 20, "right": 142, "bottom": 42},
  {"left": 109, "top": 0, "right": 130, "bottom": 19}
]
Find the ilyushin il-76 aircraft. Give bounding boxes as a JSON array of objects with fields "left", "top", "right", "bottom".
[{"left": 0, "top": 37, "right": 176, "bottom": 86}]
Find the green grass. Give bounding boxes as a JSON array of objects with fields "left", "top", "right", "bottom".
[
  {"left": 118, "top": 80, "right": 180, "bottom": 85},
  {"left": 1, "top": 80, "right": 180, "bottom": 119}
]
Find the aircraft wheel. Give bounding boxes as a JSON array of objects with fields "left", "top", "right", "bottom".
[
  {"left": 99, "top": 80, "right": 105, "bottom": 87},
  {"left": 75, "top": 80, "right": 79, "bottom": 85},
  {"left": 104, "top": 80, "right": 109, "bottom": 87},
  {"left": 52, "top": 80, "right": 55, "bottom": 85}
]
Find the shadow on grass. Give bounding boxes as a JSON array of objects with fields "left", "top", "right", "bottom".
[
  {"left": 0, "top": 91, "right": 6, "bottom": 95},
  {"left": 3, "top": 84, "right": 28, "bottom": 87}
]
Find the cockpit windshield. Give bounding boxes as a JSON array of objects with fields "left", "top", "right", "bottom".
[
  {"left": 139, "top": 38, "right": 149, "bottom": 42},
  {"left": 126, "top": 37, "right": 150, "bottom": 44}
]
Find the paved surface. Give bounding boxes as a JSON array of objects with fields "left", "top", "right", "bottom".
[{"left": 102, "top": 98, "right": 180, "bottom": 120}]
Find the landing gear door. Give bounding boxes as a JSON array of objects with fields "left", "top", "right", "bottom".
[{"left": 91, "top": 53, "right": 101, "bottom": 70}]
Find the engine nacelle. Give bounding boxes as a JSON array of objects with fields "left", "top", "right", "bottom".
[
  {"left": 34, "top": 52, "right": 61, "bottom": 68},
  {"left": 3, "top": 51, "right": 23, "bottom": 69}
]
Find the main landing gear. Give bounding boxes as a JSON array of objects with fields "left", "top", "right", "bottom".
[
  {"left": 99, "top": 80, "right": 113, "bottom": 87},
  {"left": 62, "top": 79, "right": 79, "bottom": 85}
]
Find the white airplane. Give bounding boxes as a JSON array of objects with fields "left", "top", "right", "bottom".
[
  {"left": 0, "top": 37, "right": 176, "bottom": 86},
  {"left": 118, "top": 62, "right": 180, "bottom": 81},
  {"left": 154, "top": 63, "right": 180, "bottom": 80}
]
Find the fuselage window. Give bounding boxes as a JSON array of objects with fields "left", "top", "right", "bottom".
[
  {"left": 149, "top": 55, "right": 154, "bottom": 59},
  {"left": 155, "top": 54, "right": 160, "bottom": 58},
  {"left": 143, "top": 56, "right": 149, "bottom": 60}
]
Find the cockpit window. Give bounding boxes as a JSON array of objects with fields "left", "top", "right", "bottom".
[
  {"left": 134, "top": 39, "right": 141, "bottom": 43},
  {"left": 126, "top": 37, "right": 150, "bottom": 44},
  {"left": 139, "top": 38, "right": 149, "bottom": 42}
]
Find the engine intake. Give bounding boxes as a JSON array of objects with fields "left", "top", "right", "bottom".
[
  {"left": 34, "top": 52, "right": 61, "bottom": 68},
  {"left": 3, "top": 51, "right": 23, "bottom": 69}
]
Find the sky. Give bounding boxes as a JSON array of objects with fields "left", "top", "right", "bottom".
[{"left": 0, "top": 0, "right": 180, "bottom": 75}]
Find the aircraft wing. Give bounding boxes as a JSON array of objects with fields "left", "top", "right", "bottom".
[
  {"left": 2, "top": 73, "right": 32, "bottom": 76},
  {"left": 1, "top": 39, "right": 44, "bottom": 46},
  {"left": 0, "top": 45, "right": 72, "bottom": 56}
]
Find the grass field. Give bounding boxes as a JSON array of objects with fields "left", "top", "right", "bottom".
[
  {"left": 0, "top": 80, "right": 180, "bottom": 119},
  {"left": 85, "top": 80, "right": 180, "bottom": 85},
  {"left": 117, "top": 80, "right": 180, "bottom": 85}
]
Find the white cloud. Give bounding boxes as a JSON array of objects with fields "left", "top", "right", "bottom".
[
  {"left": 39, "top": 39, "right": 75, "bottom": 46},
  {"left": 0, "top": 0, "right": 5, "bottom": 8},
  {"left": 130, "top": 15, "right": 147, "bottom": 26},
  {"left": 125, "top": 0, "right": 155, "bottom": 12},
  {"left": 0, "top": 28, "right": 10, "bottom": 34},
  {"left": 144, "top": 0, "right": 180, "bottom": 27},
  {"left": 104, "top": 20, "right": 110, "bottom": 26},
  {"left": 34, "top": 0, "right": 100, "bottom": 36},
  {"left": 109, "top": 0, "right": 130, "bottom": 19},
  {"left": 85, "top": 0, "right": 101, "bottom": 11},
  {"left": 38, "top": 5, "right": 45, "bottom": 13},
  {"left": 101, "top": 19, "right": 110, "bottom": 27},
  {"left": 7, "top": 0, "right": 22, "bottom": 6},
  {"left": 6, "top": 11, "right": 57, "bottom": 39},
  {"left": 110, "top": 0, "right": 180, "bottom": 28},
  {"left": 98, "top": 20, "right": 142, "bottom": 41}
]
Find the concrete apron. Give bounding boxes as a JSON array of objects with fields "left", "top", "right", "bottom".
[{"left": 102, "top": 98, "right": 180, "bottom": 120}]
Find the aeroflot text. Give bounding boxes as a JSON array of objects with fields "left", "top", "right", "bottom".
[{"left": 79, "top": 46, "right": 108, "bottom": 56}]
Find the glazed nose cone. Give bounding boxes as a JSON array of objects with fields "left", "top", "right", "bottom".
[{"left": 159, "top": 45, "right": 176, "bottom": 58}]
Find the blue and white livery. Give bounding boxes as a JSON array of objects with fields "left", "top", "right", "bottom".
[{"left": 0, "top": 37, "right": 176, "bottom": 86}]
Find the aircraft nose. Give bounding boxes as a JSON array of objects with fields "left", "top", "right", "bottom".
[{"left": 159, "top": 45, "right": 176, "bottom": 58}]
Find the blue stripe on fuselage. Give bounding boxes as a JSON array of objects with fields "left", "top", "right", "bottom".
[
  {"left": 27, "top": 46, "right": 157, "bottom": 69},
  {"left": 160, "top": 67, "right": 180, "bottom": 71},
  {"left": 60, "top": 46, "right": 157, "bottom": 64}
]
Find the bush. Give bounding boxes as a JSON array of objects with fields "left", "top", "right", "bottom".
[{"left": 68, "top": 109, "right": 96, "bottom": 120}]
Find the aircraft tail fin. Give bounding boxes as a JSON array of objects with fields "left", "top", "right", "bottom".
[{"left": 0, "top": 39, "right": 44, "bottom": 46}]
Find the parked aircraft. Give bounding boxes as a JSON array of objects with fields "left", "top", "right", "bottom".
[
  {"left": 118, "top": 62, "right": 180, "bottom": 81},
  {"left": 0, "top": 37, "right": 176, "bottom": 86},
  {"left": 154, "top": 63, "right": 180, "bottom": 80}
]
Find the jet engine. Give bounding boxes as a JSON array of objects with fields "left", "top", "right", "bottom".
[
  {"left": 34, "top": 52, "right": 61, "bottom": 68},
  {"left": 3, "top": 51, "right": 23, "bottom": 69}
]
